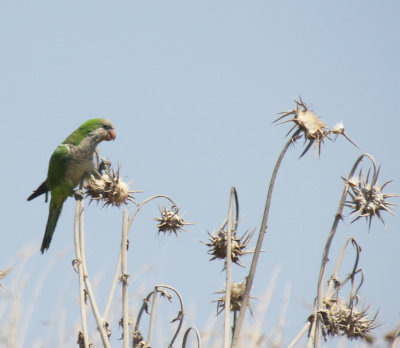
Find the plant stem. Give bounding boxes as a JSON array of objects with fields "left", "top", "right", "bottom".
[
  {"left": 133, "top": 284, "right": 184, "bottom": 347},
  {"left": 147, "top": 286, "right": 158, "bottom": 346},
  {"left": 74, "top": 196, "right": 89, "bottom": 348},
  {"left": 231, "top": 136, "right": 296, "bottom": 348},
  {"left": 314, "top": 153, "right": 376, "bottom": 346},
  {"left": 78, "top": 199, "right": 111, "bottom": 348},
  {"left": 182, "top": 326, "right": 202, "bottom": 348},
  {"left": 325, "top": 237, "right": 357, "bottom": 299},
  {"left": 224, "top": 188, "right": 235, "bottom": 348},
  {"left": 307, "top": 317, "right": 316, "bottom": 348},
  {"left": 287, "top": 321, "right": 310, "bottom": 348},
  {"left": 103, "top": 195, "right": 178, "bottom": 321},
  {"left": 121, "top": 208, "right": 129, "bottom": 348}
]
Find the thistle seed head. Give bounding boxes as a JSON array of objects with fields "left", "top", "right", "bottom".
[
  {"left": 344, "top": 169, "right": 398, "bottom": 227},
  {"left": 214, "top": 282, "right": 251, "bottom": 315},
  {"left": 312, "top": 298, "right": 378, "bottom": 343},
  {"left": 203, "top": 228, "right": 254, "bottom": 268},
  {"left": 85, "top": 166, "right": 136, "bottom": 207},
  {"left": 154, "top": 204, "right": 192, "bottom": 236},
  {"left": 132, "top": 330, "right": 150, "bottom": 348},
  {"left": 275, "top": 98, "right": 358, "bottom": 157}
]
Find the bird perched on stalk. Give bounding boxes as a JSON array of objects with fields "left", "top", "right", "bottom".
[{"left": 27, "top": 118, "right": 116, "bottom": 253}]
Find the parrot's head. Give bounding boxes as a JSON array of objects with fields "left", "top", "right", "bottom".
[
  {"left": 63, "top": 118, "right": 116, "bottom": 146},
  {"left": 97, "top": 119, "right": 117, "bottom": 142}
]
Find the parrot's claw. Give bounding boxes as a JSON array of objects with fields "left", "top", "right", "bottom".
[
  {"left": 74, "top": 189, "right": 84, "bottom": 201},
  {"left": 99, "top": 158, "right": 112, "bottom": 173}
]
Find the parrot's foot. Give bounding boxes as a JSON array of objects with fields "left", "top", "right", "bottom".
[
  {"left": 74, "top": 189, "right": 84, "bottom": 201},
  {"left": 99, "top": 158, "right": 111, "bottom": 173}
]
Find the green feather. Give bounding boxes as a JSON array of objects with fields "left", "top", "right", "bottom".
[
  {"left": 47, "top": 144, "right": 71, "bottom": 190},
  {"left": 63, "top": 118, "right": 110, "bottom": 145},
  {"left": 41, "top": 198, "right": 64, "bottom": 253}
]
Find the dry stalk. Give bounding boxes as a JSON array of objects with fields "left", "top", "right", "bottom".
[
  {"left": 134, "top": 284, "right": 184, "bottom": 348},
  {"left": 103, "top": 194, "right": 179, "bottom": 322},
  {"left": 231, "top": 136, "right": 298, "bottom": 348},
  {"left": 121, "top": 208, "right": 129, "bottom": 348},
  {"left": 182, "top": 326, "right": 202, "bottom": 347},
  {"left": 224, "top": 187, "right": 236, "bottom": 348},
  {"left": 251, "top": 265, "right": 282, "bottom": 340},
  {"left": 314, "top": 154, "right": 376, "bottom": 346},
  {"left": 73, "top": 191, "right": 90, "bottom": 348},
  {"left": 287, "top": 322, "right": 311, "bottom": 348},
  {"left": 79, "top": 195, "right": 111, "bottom": 348},
  {"left": 74, "top": 191, "right": 112, "bottom": 348},
  {"left": 147, "top": 286, "right": 158, "bottom": 346}
]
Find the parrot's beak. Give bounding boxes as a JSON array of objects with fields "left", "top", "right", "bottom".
[{"left": 106, "top": 128, "right": 116, "bottom": 141}]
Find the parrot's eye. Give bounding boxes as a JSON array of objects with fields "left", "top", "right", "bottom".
[{"left": 102, "top": 123, "right": 110, "bottom": 130}]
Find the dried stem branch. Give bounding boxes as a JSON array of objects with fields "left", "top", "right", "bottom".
[
  {"left": 287, "top": 321, "right": 311, "bottom": 348},
  {"left": 147, "top": 286, "right": 158, "bottom": 346},
  {"left": 78, "top": 198, "right": 111, "bottom": 348},
  {"left": 182, "top": 326, "right": 202, "bottom": 348},
  {"left": 73, "top": 194, "right": 90, "bottom": 348},
  {"left": 231, "top": 136, "right": 298, "bottom": 348},
  {"left": 325, "top": 237, "right": 358, "bottom": 299},
  {"left": 307, "top": 317, "right": 316, "bottom": 348},
  {"left": 134, "top": 284, "right": 184, "bottom": 347},
  {"left": 121, "top": 208, "right": 129, "bottom": 348},
  {"left": 161, "top": 284, "right": 184, "bottom": 348},
  {"left": 314, "top": 154, "right": 376, "bottom": 346},
  {"left": 224, "top": 187, "right": 235, "bottom": 347},
  {"left": 103, "top": 195, "right": 178, "bottom": 321}
]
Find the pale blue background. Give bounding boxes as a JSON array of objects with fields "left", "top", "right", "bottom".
[{"left": 1, "top": 1, "right": 399, "bottom": 347}]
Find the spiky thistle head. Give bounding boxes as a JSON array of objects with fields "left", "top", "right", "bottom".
[
  {"left": 274, "top": 98, "right": 358, "bottom": 157},
  {"left": 154, "top": 204, "right": 192, "bottom": 236},
  {"left": 311, "top": 298, "right": 378, "bottom": 343},
  {"left": 85, "top": 165, "right": 136, "bottom": 207},
  {"left": 132, "top": 330, "right": 150, "bottom": 348},
  {"left": 344, "top": 168, "right": 398, "bottom": 227},
  {"left": 214, "top": 282, "right": 252, "bottom": 315},
  {"left": 203, "top": 228, "right": 254, "bottom": 268}
]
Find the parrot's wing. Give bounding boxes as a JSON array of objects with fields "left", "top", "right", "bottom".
[{"left": 47, "top": 144, "right": 71, "bottom": 189}]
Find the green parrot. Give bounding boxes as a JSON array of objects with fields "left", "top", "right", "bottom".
[{"left": 27, "top": 118, "right": 116, "bottom": 253}]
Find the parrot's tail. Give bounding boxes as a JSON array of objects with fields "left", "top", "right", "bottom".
[
  {"left": 41, "top": 199, "right": 63, "bottom": 253},
  {"left": 27, "top": 181, "right": 49, "bottom": 201}
]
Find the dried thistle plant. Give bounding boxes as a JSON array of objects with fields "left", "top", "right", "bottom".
[
  {"left": 132, "top": 330, "right": 150, "bottom": 348},
  {"left": 214, "top": 282, "right": 252, "bottom": 315},
  {"left": 203, "top": 228, "right": 254, "bottom": 267},
  {"left": 274, "top": 98, "right": 358, "bottom": 157},
  {"left": 85, "top": 165, "right": 136, "bottom": 207},
  {"left": 154, "top": 204, "right": 192, "bottom": 236},
  {"left": 344, "top": 169, "right": 398, "bottom": 227},
  {"left": 310, "top": 297, "right": 378, "bottom": 343}
]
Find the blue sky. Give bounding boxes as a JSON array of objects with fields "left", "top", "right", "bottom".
[{"left": 1, "top": 1, "right": 399, "bottom": 347}]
